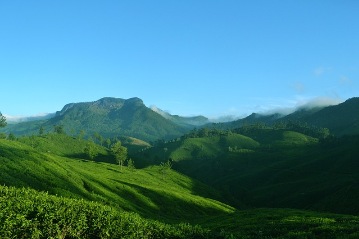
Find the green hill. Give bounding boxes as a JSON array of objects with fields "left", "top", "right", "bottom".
[
  {"left": 284, "top": 97, "right": 359, "bottom": 136},
  {"left": 0, "top": 137, "right": 234, "bottom": 222},
  {"left": 2, "top": 126, "right": 359, "bottom": 237},
  {"left": 136, "top": 127, "right": 359, "bottom": 214}
]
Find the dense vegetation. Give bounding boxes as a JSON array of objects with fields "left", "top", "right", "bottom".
[
  {"left": 0, "top": 136, "right": 233, "bottom": 221},
  {"left": 2, "top": 186, "right": 359, "bottom": 238},
  {"left": 137, "top": 126, "right": 359, "bottom": 215},
  {"left": 1, "top": 98, "right": 190, "bottom": 142},
  {"left": 214, "top": 97, "right": 359, "bottom": 136},
  {"left": 0, "top": 186, "right": 220, "bottom": 239},
  {"left": 1, "top": 97, "right": 359, "bottom": 238}
]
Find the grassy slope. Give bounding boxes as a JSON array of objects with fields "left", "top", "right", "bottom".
[
  {"left": 137, "top": 129, "right": 359, "bottom": 215},
  {"left": 0, "top": 186, "right": 221, "bottom": 239},
  {"left": 2, "top": 186, "right": 359, "bottom": 238},
  {"left": 0, "top": 137, "right": 233, "bottom": 222},
  {"left": 2, "top": 133, "right": 359, "bottom": 238}
]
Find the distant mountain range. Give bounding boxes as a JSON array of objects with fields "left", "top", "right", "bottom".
[
  {"left": 2, "top": 96, "right": 358, "bottom": 141},
  {"left": 2, "top": 97, "right": 210, "bottom": 142},
  {"left": 215, "top": 97, "right": 359, "bottom": 136}
]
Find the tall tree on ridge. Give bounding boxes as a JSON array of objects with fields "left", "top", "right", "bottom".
[{"left": 0, "top": 112, "right": 6, "bottom": 128}]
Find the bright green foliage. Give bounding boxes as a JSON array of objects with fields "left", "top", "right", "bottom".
[
  {"left": 127, "top": 158, "right": 135, "bottom": 171},
  {"left": 111, "top": 141, "right": 128, "bottom": 170},
  {"left": 0, "top": 138, "right": 232, "bottom": 221},
  {"left": 84, "top": 141, "right": 97, "bottom": 160},
  {"left": 17, "top": 133, "right": 110, "bottom": 161},
  {"left": 0, "top": 186, "right": 219, "bottom": 239},
  {"left": 1, "top": 186, "right": 359, "bottom": 238},
  {"left": 159, "top": 160, "right": 172, "bottom": 178}
]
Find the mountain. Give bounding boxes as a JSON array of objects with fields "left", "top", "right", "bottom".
[
  {"left": 150, "top": 105, "right": 210, "bottom": 127},
  {"left": 212, "top": 97, "right": 359, "bottom": 136},
  {"left": 2, "top": 97, "right": 208, "bottom": 142},
  {"left": 211, "top": 112, "right": 284, "bottom": 130},
  {"left": 281, "top": 97, "right": 359, "bottom": 135}
]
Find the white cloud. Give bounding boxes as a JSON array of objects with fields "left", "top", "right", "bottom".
[
  {"left": 339, "top": 76, "right": 352, "bottom": 85},
  {"left": 4, "top": 113, "right": 54, "bottom": 123},
  {"left": 297, "top": 96, "right": 342, "bottom": 110},
  {"left": 258, "top": 96, "right": 342, "bottom": 116},
  {"left": 314, "top": 67, "right": 331, "bottom": 76}
]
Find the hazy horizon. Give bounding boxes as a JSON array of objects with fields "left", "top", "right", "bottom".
[{"left": 3, "top": 95, "right": 345, "bottom": 123}]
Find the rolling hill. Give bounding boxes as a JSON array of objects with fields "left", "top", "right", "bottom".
[
  {"left": 0, "top": 135, "right": 233, "bottom": 222},
  {"left": 2, "top": 133, "right": 359, "bottom": 238},
  {"left": 136, "top": 127, "right": 359, "bottom": 215}
]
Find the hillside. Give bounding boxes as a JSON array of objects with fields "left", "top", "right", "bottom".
[
  {"left": 1, "top": 97, "right": 203, "bottom": 142},
  {"left": 136, "top": 127, "right": 359, "bottom": 214},
  {"left": 2, "top": 122, "right": 359, "bottom": 237},
  {"left": 2, "top": 186, "right": 359, "bottom": 238},
  {"left": 283, "top": 97, "right": 359, "bottom": 136},
  {"left": 0, "top": 136, "right": 234, "bottom": 222},
  {"left": 213, "top": 97, "right": 359, "bottom": 137}
]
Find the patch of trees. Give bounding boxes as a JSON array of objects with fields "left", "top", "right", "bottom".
[
  {"left": 182, "top": 128, "right": 233, "bottom": 139},
  {"left": 234, "top": 121, "right": 331, "bottom": 139}
]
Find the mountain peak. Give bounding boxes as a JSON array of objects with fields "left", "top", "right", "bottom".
[{"left": 124, "top": 97, "right": 144, "bottom": 106}]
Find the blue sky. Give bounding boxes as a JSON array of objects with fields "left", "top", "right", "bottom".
[{"left": 0, "top": 1, "right": 358, "bottom": 119}]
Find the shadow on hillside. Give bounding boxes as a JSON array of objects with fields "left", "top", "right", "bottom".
[
  {"left": 65, "top": 152, "right": 116, "bottom": 164},
  {"left": 83, "top": 175, "right": 234, "bottom": 222},
  {"left": 123, "top": 180, "right": 233, "bottom": 221}
]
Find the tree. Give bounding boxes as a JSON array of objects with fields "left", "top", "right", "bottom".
[
  {"left": 54, "top": 125, "right": 65, "bottom": 134},
  {"left": 39, "top": 126, "right": 45, "bottom": 136},
  {"left": 7, "top": 133, "right": 16, "bottom": 141},
  {"left": 94, "top": 132, "right": 104, "bottom": 146},
  {"left": 84, "top": 141, "right": 97, "bottom": 160},
  {"left": 111, "top": 141, "right": 128, "bottom": 171},
  {"left": 127, "top": 158, "right": 135, "bottom": 171},
  {"left": 0, "top": 133, "right": 6, "bottom": 139},
  {"left": 159, "top": 160, "right": 172, "bottom": 178},
  {"left": 0, "top": 112, "right": 6, "bottom": 128},
  {"left": 105, "top": 138, "right": 111, "bottom": 149},
  {"left": 78, "top": 130, "right": 85, "bottom": 140}
]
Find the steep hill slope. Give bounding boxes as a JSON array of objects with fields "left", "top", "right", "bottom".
[{"left": 0, "top": 137, "right": 234, "bottom": 221}]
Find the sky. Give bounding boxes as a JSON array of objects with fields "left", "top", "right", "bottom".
[{"left": 0, "top": 1, "right": 358, "bottom": 119}]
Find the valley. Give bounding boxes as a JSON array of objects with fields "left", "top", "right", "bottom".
[{"left": 1, "top": 97, "right": 359, "bottom": 238}]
